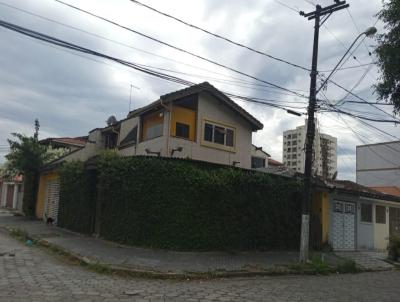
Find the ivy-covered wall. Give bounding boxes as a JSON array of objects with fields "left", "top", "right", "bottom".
[
  {"left": 95, "top": 154, "right": 302, "bottom": 251},
  {"left": 58, "top": 161, "right": 96, "bottom": 234}
]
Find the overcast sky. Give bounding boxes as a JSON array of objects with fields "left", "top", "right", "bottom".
[{"left": 0, "top": 0, "right": 397, "bottom": 180}]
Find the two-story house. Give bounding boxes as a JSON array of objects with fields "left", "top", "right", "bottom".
[
  {"left": 35, "top": 82, "right": 263, "bottom": 221},
  {"left": 55, "top": 82, "right": 263, "bottom": 169}
]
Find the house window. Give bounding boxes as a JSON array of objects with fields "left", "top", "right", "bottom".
[
  {"left": 214, "top": 126, "right": 225, "bottom": 145},
  {"left": 361, "top": 204, "right": 372, "bottom": 223},
  {"left": 203, "top": 121, "right": 235, "bottom": 148},
  {"left": 175, "top": 122, "right": 190, "bottom": 139},
  {"left": 376, "top": 205, "right": 386, "bottom": 224},
  {"left": 334, "top": 202, "right": 343, "bottom": 213},
  {"left": 146, "top": 124, "right": 163, "bottom": 140},
  {"left": 141, "top": 112, "right": 164, "bottom": 141},
  {"left": 251, "top": 157, "right": 265, "bottom": 169}
]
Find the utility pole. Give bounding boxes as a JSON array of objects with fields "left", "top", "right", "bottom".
[{"left": 299, "top": 0, "right": 349, "bottom": 262}]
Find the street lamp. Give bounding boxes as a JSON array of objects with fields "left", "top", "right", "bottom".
[{"left": 316, "top": 26, "right": 377, "bottom": 94}]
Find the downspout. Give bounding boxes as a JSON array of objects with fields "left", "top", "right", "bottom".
[{"left": 160, "top": 99, "right": 171, "bottom": 157}]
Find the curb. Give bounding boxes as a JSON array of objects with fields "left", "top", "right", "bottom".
[{"left": 1, "top": 225, "right": 391, "bottom": 279}]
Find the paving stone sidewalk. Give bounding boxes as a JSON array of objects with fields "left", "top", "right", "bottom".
[
  {"left": 0, "top": 214, "right": 298, "bottom": 274},
  {"left": 335, "top": 251, "right": 394, "bottom": 270}
]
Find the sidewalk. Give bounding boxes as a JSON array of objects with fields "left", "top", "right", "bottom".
[{"left": 0, "top": 212, "right": 299, "bottom": 276}]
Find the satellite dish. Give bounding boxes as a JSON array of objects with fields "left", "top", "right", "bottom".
[{"left": 106, "top": 115, "right": 118, "bottom": 126}]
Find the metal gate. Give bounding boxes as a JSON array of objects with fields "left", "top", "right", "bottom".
[
  {"left": 389, "top": 207, "right": 400, "bottom": 236},
  {"left": 6, "top": 185, "right": 14, "bottom": 208},
  {"left": 44, "top": 180, "right": 60, "bottom": 224},
  {"left": 332, "top": 201, "right": 356, "bottom": 250}
]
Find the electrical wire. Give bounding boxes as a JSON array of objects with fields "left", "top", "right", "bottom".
[
  {"left": 0, "top": 18, "right": 307, "bottom": 115},
  {"left": 128, "top": 0, "right": 310, "bottom": 71},
  {"left": 0, "top": 1, "right": 308, "bottom": 95},
  {"left": 54, "top": 0, "right": 308, "bottom": 99}
]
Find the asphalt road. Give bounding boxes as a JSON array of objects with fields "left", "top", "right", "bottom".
[{"left": 0, "top": 230, "right": 400, "bottom": 302}]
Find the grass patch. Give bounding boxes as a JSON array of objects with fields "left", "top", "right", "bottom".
[
  {"left": 288, "top": 256, "right": 333, "bottom": 275},
  {"left": 335, "top": 259, "right": 360, "bottom": 273},
  {"left": 9, "top": 228, "right": 30, "bottom": 242}
]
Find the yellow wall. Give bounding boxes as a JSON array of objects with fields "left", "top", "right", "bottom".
[
  {"left": 35, "top": 171, "right": 59, "bottom": 219},
  {"left": 312, "top": 191, "right": 330, "bottom": 243},
  {"left": 141, "top": 112, "right": 164, "bottom": 141},
  {"left": 170, "top": 105, "right": 196, "bottom": 141}
]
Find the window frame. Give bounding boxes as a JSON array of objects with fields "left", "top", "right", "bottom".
[
  {"left": 360, "top": 203, "right": 373, "bottom": 223},
  {"left": 375, "top": 205, "right": 386, "bottom": 224},
  {"left": 201, "top": 119, "right": 236, "bottom": 152}
]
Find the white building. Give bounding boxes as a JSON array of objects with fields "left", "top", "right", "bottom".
[
  {"left": 356, "top": 141, "right": 400, "bottom": 189},
  {"left": 282, "top": 120, "right": 337, "bottom": 178}
]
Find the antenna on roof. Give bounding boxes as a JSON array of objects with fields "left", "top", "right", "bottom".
[{"left": 129, "top": 84, "right": 140, "bottom": 113}]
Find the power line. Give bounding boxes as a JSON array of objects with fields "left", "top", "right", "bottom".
[
  {"left": 54, "top": 0, "right": 307, "bottom": 99},
  {"left": 0, "top": 1, "right": 310, "bottom": 95},
  {"left": 128, "top": 0, "right": 310, "bottom": 71},
  {"left": 0, "top": 18, "right": 306, "bottom": 115},
  {"left": 326, "top": 79, "right": 400, "bottom": 123}
]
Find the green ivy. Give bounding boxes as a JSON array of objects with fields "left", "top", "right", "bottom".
[
  {"left": 58, "top": 161, "right": 96, "bottom": 234},
  {"left": 94, "top": 154, "right": 302, "bottom": 251}
]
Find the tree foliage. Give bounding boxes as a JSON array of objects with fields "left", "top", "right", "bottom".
[{"left": 375, "top": 0, "right": 400, "bottom": 115}]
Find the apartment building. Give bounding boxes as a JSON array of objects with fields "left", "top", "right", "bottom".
[{"left": 282, "top": 120, "right": 337, "bottom": 178}]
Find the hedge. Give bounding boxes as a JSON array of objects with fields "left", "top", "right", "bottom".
[
  {"left": 58, "top": 161, "right": 97, "bottom": 234},
  {"left": 94, "top": 154, "right": 302, "bottom": 251}
]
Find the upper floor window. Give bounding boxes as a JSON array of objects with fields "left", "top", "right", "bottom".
[
  {"left": 203, "top": 121, "right": 235, "bottom": 148},
  {"left": 175, "top": 122, "right": 190, "bottom": 139},
  {"left": 141, "top": 112, "right": 164, "bottom": 141}
]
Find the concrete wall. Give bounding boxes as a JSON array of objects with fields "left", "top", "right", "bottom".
[{"left": 356, "top": 142, "right": 400, "bottom": 187}]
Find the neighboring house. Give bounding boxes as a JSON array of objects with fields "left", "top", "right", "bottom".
[
  {"left": 40, "top": 136, "right": 87, "bottom": 152},
  {"left": 371, "top": 186, "right": 400, "bottom": 197},
  {"left": 313, "top": 179, "right": 400, "bottom": 251},
  {"left": 35, "top": 137, "right": 88, "bottom": 222},
  {"left": 283, "top": 119, "right": 337, "bottom": 179},
  {"left": 268, "top": 158, "right": 283, "bottom": 167},
  {"left": 0, "top": 175, "right": 23, "bottom": 211},
  {"left": 251, "top": 144, "right": 270, "bottom": 169},
  {"left": 356, "top": 141, "right": 400, "bottom": 188},
  {"left": 35, "top": 82, "right": 264, "bottom": 220}
]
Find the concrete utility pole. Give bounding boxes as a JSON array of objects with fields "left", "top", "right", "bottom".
[{"left": 299, "top": 0, "right": 349, "bottom": 262}]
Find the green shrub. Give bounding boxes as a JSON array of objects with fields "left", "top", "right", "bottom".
[
  {"left": 94, "top": 154, "right": 302, "bottom": 251},
  {"left": 388, "top": 234, "right": 400, "bottom": 261},
  {"left": 58, "top": 161, "right": 97, "bottom": 234}
]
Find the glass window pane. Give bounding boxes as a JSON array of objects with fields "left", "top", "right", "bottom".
[
  {"left": 176, "top": 122, "right": 190, "bottom": 139},
  {"left": 376, "top": 205, "right": 386, "bottom": 224},
  {"left": 361, "top": 204, "right": 372, "bottom": 223},
  {"left": 214, "top": 126, "right": 225, "bottom": 145},
  {"left": 204, "top": 123, "right": 213, "bottom": 142},
  {"left": 226, "top": 129, "right": 234, "bottom": 146},
  {"left": 146, "top": 123, "right": 163, "bottom": 140}
]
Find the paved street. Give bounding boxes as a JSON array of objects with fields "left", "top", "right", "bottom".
[{"left": 1, "top": 231, "right": 400, "bottom": 302}]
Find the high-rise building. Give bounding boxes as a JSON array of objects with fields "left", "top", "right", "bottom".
[
  {"left": 282, "top": 120, "right": 337, "bottom": 178},
  {"left": 356, "top": 141, "right": 400, "bottom": 190}
]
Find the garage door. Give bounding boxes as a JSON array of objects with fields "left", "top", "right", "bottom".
[
  {"left": 44, "top": 179, "right": 60, "bottom": 224},
  {"left": 332, "top": 201, "right": 356, "bottom": 250}
]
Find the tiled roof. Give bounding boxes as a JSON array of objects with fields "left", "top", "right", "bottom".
[
  {"left": 40, "top": 137, "right": 87, "bottom": 147},
  {"left": 268, "top": 158, "right": 283, "bottom": 166},
  {"left": 371, "top": 186, "right": 400, "bottom": 197},
  {"left": 128, "top": 82, "right": 263, "bottom": 131}
]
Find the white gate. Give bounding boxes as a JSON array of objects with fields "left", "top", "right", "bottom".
[
  {"left": 332, "top": 201, "right": 355, "bottom": 250},
  {"left": 44, "top": 179, "right": 60, "bottom": 224}
]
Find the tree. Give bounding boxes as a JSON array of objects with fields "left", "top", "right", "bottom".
[
  {"left": 375, "top": 0, "right": 400, "bottom": 115},
  {"left": 5, "top": 120, "right": 51, "bottom": 216}
]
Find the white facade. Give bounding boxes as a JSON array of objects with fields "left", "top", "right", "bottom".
[
  {"left": 282, "top": 120, "right": 337, "bottom": 178},
  {"left": 55, "top": 84, "right": 263, "bottom": 169},
  {"left": 356, "top": 141, "right": 400, "bottom": 187}
]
